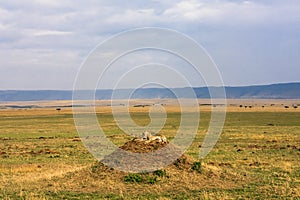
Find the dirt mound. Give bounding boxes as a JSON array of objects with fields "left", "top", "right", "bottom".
[
  {"left": 120, "top": 139, "right": 169, "bottom": 153},
  {"left": 100, "top": 139, "right": 195, "bottom": 172}
]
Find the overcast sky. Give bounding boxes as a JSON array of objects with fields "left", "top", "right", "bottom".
[{"left": 0, "top": 0, "right": 300, "bottom": 90}]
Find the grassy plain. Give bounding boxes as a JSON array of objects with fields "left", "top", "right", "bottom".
[{"left": 0, "top": 100, "right": 299, "bottom": 199}]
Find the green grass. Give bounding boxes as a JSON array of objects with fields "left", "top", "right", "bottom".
[{"left": 0, "top": 108, "right": 299, "bottom": 199}]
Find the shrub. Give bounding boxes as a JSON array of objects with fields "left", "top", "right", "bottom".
[
  {"left": 174, "top": 159, "right": 180, "bottom": 167},
  {"left": 124, "top": 173, "right": 162, "bottom": 184},
  {"left": 91, "top": 164, "right": 99, "bottom": 173},
  {"left": 146, "top": 176, "right": 158, "bottom": 184},
  {"left": 153, "top": 169, "right": 167, "bottom": 177},
  {"left": 192, "top": 161, "right": 202, "bottom": 173},
  {"left": 124, "top": 173, "right": 143, "bottom": 183}
]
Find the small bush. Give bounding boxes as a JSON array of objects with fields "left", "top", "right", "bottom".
[
  {"left": 124, "top": 173, "right": 161, "bottom": 184},
  {"left": 124, "top": 174, "right": 143, "bottom": 183},
  {"left": 91, "top": 163, "right": 100, "bottom": 173},
  {"left": 49, "top": 154, "right": 60, "bottom": 158},
  {"left": 174, "top": 159, "right": 180, "bottom": 167},
  {"left": 146, "top": 176, "right": 158, "bottom": 184},
  {"left": 153, "top": 169, "right": 167, "bottom": 177},
  {"left": 192, "top": 161, "right": 202, "bottom": 173}
]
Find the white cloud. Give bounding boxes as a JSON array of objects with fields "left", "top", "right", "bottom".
[
  {"left": 31, "top": 0, "right": 64, "bottom": 7},
  {"left": 29, "top": 29, "right": 73, "bottom": 36},
  {"left": 162, "top": 0, "right": 300, "bottom": 25},
  {"left": 0, "top": 23, "right": 9, "bottom": 31},
  {"left": 163, "top": 0, "right": 221, "bottom": 21},
  {"left": 104, "top": 8, "right": 159, "bottom": 27}
]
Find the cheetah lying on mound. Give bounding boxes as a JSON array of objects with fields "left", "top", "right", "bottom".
[{"left": 134, "top": 131, "right": 167, "bottom": 143}]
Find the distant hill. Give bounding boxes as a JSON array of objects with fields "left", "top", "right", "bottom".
[
  {"left": 0, "top": 83, "right": 300, "bottom": 101},
  {"left": 224, "top": 82, "right": 300, "bottom": 99}
]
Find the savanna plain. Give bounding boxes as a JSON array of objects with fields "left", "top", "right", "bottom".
[{"left": 0, "top": 99, "right": 299, "bottom": 199}]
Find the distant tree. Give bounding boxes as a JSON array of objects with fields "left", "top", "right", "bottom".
[
  {"left": 56, "top": 108, "right": 61, "bottom": 111},
  {"left": 284, "top": 106, "right": 289, "bottom": 109},
  {"left": 239, "top": 105, "right": 243, "bottom": 108}
]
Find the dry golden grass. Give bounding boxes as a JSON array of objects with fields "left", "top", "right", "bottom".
[
  {"left": 0, "top": 99, "right": 299, "bottom": 199},
  {"left": 1, "top": 98, "right": 299, "bottom": 116}
]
